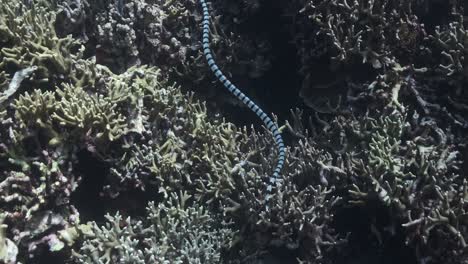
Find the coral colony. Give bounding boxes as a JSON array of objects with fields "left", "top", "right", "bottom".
[
  {"left": 199, "top": 0, "right": 286, "bottom": 210},
  {"left": 0, "top": 0, "right": 467, "bottom": 263}
]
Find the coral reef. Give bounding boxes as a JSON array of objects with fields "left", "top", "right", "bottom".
[
  {"left": 53, "top": 0, "right": 273, "bottom": 87},
  {"left": 0, "top": 0, "right": 466, "bottom": 263},
  {"left": 0, "top": 0, "right": 95, "bottom": 88},
  {"left": 286, "top": 0, "right": 467, "bottom": 125},
  {"left": 71, "top": 192, "right": 233, "bottom": 263}
]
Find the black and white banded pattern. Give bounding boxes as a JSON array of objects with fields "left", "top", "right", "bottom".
[{"left": 198, "top": 0, "right": 286, "bottom": 207}]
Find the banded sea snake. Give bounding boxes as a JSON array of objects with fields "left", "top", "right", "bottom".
[{"left": 199, "top": 0, "right": 286, "bottom": 208}]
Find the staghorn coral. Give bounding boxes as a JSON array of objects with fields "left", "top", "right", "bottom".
[
  {"left": 94, "top": 58, "right": 344, "bottom": 262},
  {"left": 72, "top": 191, "right": 234, "bottom": 264},
  {"left": 0, "top": 213, "right": 18, "bottom": 263},
  {"left": 0, "top": 2, "right": 86, "bottom": 260},
  {"left": 52, "top": 82, "right": 128, "bottom": 142},
  {"left": 52, "top": 0, "right": 273, "bottom": 103},
  {"left": 0, "top": 153, "right": 81, "bottom": 261},
  {"left": 2, "top": 63, "right": 203, "bottom": 261},
  {"left": 284, "top": 0, "right": 467, "bottom": 127},
  {"left": 0, "top": 2, "right": 273, "bottom": 260},
  {"left": 421, "top": 14, "right": 468, "bottom": 127},
  {"left": 12, "top": 64, "right": 169, "bottom": 148},
  {"left": 3, "top": 59, "right": 204, "bottom": 261},
  {"left": 287, "top": 103, "right": 467, "bottom": 263},
  {"left": 199, "top": 0, "right": 286, "bottom": 209},
  {"left": 224, "top": 172, "right": 345, "bottom": 263},
  {"left": 430, "top": 15, "right": 468, "bottom": 84},
  {"left": 0, "top": 1, "right": 204, "bottom": 260},
  {"left": 0, "top": 0, "right": 95, "bottom": 89},
  {"left": 1, "top": 0, "right": 467, "bottom": 263},
  {"left": 287, "top": 0, "right": 428, "bottom": 73},
  {"left": 98, "top": 61, "right": 254, "bottom": 199}
]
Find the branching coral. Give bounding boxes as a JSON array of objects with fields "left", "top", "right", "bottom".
[
  {"left": 99, "top": 62, "right": 249, "bottom": 198},
  {"left": 52, "top": 83, "right": 128, "bottom": 141},
  {"left": 0, "top": 152, "right": 80, "bottom": 260},
  {"left": 0, "top": 0, "right": 95, "bottom": 88},
  {"left": 0, "top": 0, "right": 466, "bottom": 263},
  {"left": 91, "top": 60, "right": 345, "bottom": 262},
  {"left": 3, "top": 65, "right": 193, "bottom": 262},
  {"left": 0, "top": 213, "right": 18, "bottom": 263},
  {"left": 0, "top": 1, "right": 193, "bottom": 260},
  {"left": 72, "top": 192, "right": 234, "bottom": 264},
  {"left": 430, "top": 16, "right": 467, "bottom": 82},
  {"left": 288, "top": 104, "right": 466, "bottom": 263},
  {"left": 285, "top": 0, "right": 467, "bottom": 131},
  {"left": 288, "top": 0, "right": 428, "bottom": 71},
  {"left": 53, "top": 0, "right": 273, "bottom": 103}
]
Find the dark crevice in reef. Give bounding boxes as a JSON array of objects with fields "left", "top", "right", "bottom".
[
  {"left": 418, "top": 0, "right": 458, "bottom": 33},
  {"left": 108, "top": 183, "right": 163, "bottom": 218},
  {"left": 36, "top": 249, "right": 69, "bottom": 264},
  {"left": 71, "top": 149, "right": 109, "bottom": 223},
  {"left": 220, "top": 0, "right": 301, "bottom": 138},
  {"left": 260, "top": 246, "right": 299, "bottom": 263},
  {"left": 333, "top": 201, "right": 417, "bottom": 264},
  {"left": 71, "top": 148, "right": 161, "bottom": 223}
]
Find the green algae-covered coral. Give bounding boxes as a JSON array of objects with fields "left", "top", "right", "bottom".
[
  {"left": 0, "top": 0, "right": 95, "bottom": 88},
  {"left": 12, "top": 64, "right": 163, "bottom": 148},
  {"left": 72, "top": 192, "right": 234, "bottom": 264}
]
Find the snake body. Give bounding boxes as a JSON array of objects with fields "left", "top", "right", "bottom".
[{"left": 199, "top": 0, "right": 285, "bottom": 205}]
